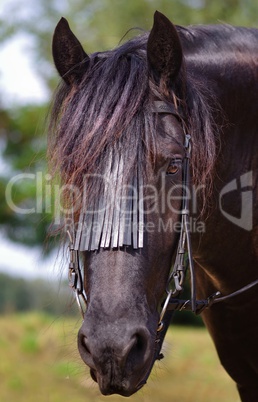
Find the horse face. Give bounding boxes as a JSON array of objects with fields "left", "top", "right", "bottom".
[
  {"left": 52, "top": 10, "right": 186, "bottom": 397},
  {"left": 77, "top": 111, "right": 186, "bottom": 396}
]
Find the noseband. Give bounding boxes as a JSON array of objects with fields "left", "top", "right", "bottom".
[{"left": 67, "top": 100, "right": 258, "bottom": 361}]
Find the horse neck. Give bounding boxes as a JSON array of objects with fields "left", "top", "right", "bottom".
[{"left": 189, "top": 31, "right": 258, "bottom": 292}]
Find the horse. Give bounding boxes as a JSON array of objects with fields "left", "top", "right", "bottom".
[{"left": 48, "top": 11, "right": 258, "bottom": 401}]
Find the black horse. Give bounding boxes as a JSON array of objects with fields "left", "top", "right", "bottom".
[{"left": 49, "top": 11, "right": 258, "bottom": 401}]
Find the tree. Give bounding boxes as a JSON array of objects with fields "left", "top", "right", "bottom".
[
  {"left": 1, "top": 0, "right": 257, "bottom": 90},
  {"left": 0, "top": 104, "right": 55, "bottom": 249}
]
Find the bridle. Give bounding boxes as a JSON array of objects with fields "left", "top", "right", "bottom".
[
  {"left": 150, "top": 100, "right": 258, "bottom": 361},
  {"left": 67, "top": 99, "right": 258, "bottom": 361}
]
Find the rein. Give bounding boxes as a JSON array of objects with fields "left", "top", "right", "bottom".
[{"left": 66, "top": 100, "right": 258, "bottom": 355}]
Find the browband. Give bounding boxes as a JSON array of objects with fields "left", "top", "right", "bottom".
[{"left": 153, "top": 100, "right": 181, "bottom": 118}]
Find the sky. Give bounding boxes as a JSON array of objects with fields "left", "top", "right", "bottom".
[
  {"left": 0, "top": 0, "right": 49, "bottom": 105},
  {"left": 0, "top": 235, "right": 61, "bottom": 279},
  {"left": 0, "top": 4, "right": 54, "bottom": 277},
  {"left": 0, "top": 35, "right": 48, "bottom": 105}
]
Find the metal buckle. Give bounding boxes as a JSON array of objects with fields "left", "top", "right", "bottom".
[
  {"left": 67, "top": 229, "right": 87, "bottom": 319},
  {"left": 75, "top": 289, "right": 87, "bottom": 319},
  {"left": 184, "top": 134, "right": 191, "bottom": 151},
  {"left": 157, "top": 289, "right": 173, "bottom": 332}
]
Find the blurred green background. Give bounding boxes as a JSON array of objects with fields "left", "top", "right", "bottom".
[{"left": 0, "top": 0, "right": 256, "bottom": 400}]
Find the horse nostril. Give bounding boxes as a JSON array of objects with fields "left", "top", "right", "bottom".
[
  {"left": 78, "top": 333, "right": 96, "bottom": 369},
  {"left": 90, "top": 368, "right": 97, "bottom": 383},
  {"left": 82, "top": 336, "right": 91, "bottom": 355},
  {"left": 133, "top": 334, "right": 145, "bottom": 354},
  {"left": 127, "top": 329, "right": 150, "bottom": 369}
]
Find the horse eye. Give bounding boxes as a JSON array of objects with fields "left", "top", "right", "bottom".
[{"left": 166, "top": 159, "right": 182, "bottom": 175}]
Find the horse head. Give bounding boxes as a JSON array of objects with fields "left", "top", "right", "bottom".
[
  {"left": 51, "top": 11, "right": 189, "bottom": 396},
  {"left": 49, "top": 9, "right": 258, "bottom": 401}
]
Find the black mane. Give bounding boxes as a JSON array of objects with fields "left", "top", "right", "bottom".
[{"left": 48, "top": 24, "right": 258, "bottom": 212}]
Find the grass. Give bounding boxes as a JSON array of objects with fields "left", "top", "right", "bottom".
[{"left": 0, "top": 312, "right": 240, "bottom": 402}]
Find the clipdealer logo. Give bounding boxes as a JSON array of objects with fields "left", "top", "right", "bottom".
[
  {"left": 219, "top": 171, "right": 253, "bottom": 231},
  {"left": 5, "top": 170, "right": 254, "bottom": 232}
]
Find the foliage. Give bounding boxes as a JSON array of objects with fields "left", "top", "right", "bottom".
[
  {"left": 1, "top": 0, "right": 257, "bottom": 90},
  {"left": 0, "top": 103, "right": 55, "bottom": 249}
]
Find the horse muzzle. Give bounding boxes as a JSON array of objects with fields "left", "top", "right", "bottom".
[{"left": 78, "top": 320, "right": 155, "bottom": 396}]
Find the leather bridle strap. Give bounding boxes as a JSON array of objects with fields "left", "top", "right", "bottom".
[
  {"left": 152, "top": 101, "right": 181, "bottom": 117},
  {"left": 166, "top": 278, "right": 258, "bottom": 313},
  {"left": 67, "top": 208, "right": 87, "bottom": 319},
  {"left": 152, "top": 100, "right": 258, "bottom": 362}
]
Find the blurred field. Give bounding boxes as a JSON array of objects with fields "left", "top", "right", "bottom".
[{"left": 0, "top": 313, "right": 239, "bottom": 402}]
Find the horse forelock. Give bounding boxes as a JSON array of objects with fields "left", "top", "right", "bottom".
[
  {"left": 48, "top": 30, "right": 219, "bottom": 220},
  {"left": 49, "top": 34, "right": 157, "bottom": 203}
]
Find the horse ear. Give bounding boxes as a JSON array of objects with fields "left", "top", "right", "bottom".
[
  {"left": 52, "top": 17, "right": 89, "bottom": 85},
  {"left": 147, "top": 11, "right": 182, "bottom": 86}
]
